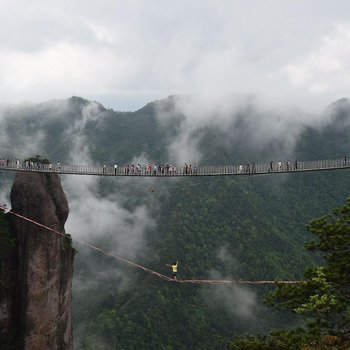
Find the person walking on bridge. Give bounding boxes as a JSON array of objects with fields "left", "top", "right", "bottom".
[{"left": 166, "top": 261, "right": 179, "bottom": 280}]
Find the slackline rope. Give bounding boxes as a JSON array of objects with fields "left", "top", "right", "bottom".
[{"left": 5, "top": 208, "right": 301, "bottom": 285}]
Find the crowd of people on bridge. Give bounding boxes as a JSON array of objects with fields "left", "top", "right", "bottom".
[
  {"left": 0, "top": 158, "right": 200, "bottom": 176},
  {"left": 235, "top": 160, "right": 298, "bottom": 174},
  {"left": 104, "top": 163, "right": 199, "bottom": 176},
  {"left": 1, "top": 156, "right": 349, "bottom": 176},
  {"left": 0, "top": 158, "right": 21, "bottom": 168},
  {"left": 0, "top": 158, "right": 61, "bottom": 171},
  {"left": 268, "top": 160, "right": 298, "bottom": 172}
]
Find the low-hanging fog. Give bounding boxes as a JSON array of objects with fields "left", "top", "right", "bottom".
[{"left": 0, "top": 94, "right": 348, "bottom": 326}]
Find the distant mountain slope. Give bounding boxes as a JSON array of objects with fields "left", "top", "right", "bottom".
[
  {"left": 1, "top": 96, "right": 350, "bottom": 349},
  {"left": 296, "top": 98, "right": 350, "bottom": 160},
  {"left": 2, "top": 95, "right": 350, "bottom": 166}
]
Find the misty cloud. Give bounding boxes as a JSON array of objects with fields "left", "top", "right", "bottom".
[
  {"left": 0, "top": 108, "right": 46, "bottom": 160},
  {"left": 62, "top": 100, "right": 107, "bottom": 164},
  {"left": 1, "top": 1, "right": 350, "bottom": 111},
  {"left": 0, "top": 99, "right": 104, "bottom": 162},
  {"left": 155, "top": 94, "right": 310, "bottom": 164},
  {"left": 283, "top": 23, "right": 350, "bottom": 97},
  {"left": 65, "top": 177, "right": 156, "bottom": 261},
  {"left": 62, "top": 171, "right": 158, "bottom": 298},
  {"left": 201, "top": 247, "right": 257, "bottom": 320},
  {"left": 0, "top": 174, "right": 13, "bottom": 207},
  {"left": 61, "top": 112, "right": 157, "bottom": 265}
]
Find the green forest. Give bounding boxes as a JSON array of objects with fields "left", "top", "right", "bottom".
[
  {"left": 72, "top": 171, "right": 349, "bottom": 349},
  {"left": 1, "top": 96, "right": 350, "bottom": 349},
  {"left": 229, "top": 198, "right": 350, "bottom": 349}
]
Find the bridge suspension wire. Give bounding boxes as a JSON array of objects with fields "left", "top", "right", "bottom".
[
  {"left": 4, "top": 207, "right": 301, "bottom": 286},
  {"left": 7, "top": 209, "right": 172, "bottom": 282}
]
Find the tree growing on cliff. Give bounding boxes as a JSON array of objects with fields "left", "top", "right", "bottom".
[
  {"left": 25, "top": 155, "right": 50, "bottom": 164},
  {"left": 229, "top": 198, "right": 350, "bottom": 350}
]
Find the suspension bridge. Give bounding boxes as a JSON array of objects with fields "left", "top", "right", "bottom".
[
  {"left": 0, "top": 157, "right": 349, "bottom": 177},
  {"left": 1, "top": 157, "right": 348, "bottom": 285}
]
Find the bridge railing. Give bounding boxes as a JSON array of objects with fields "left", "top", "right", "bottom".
[{"left": 0, "top": 157, "right": 349, "bottom": 176}]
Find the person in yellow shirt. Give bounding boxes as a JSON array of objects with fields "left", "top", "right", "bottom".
[{"left": 166, "top": 261, "right": 179, "bottom": 280}]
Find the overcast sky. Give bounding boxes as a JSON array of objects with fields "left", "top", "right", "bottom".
[{"left": 1, "top": 0, "right": 350, "bottom": 111}]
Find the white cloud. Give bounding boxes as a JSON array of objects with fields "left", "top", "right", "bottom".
[
  {"left": 283, "top": 23, "right": 350, "bottom": 95},
  {"left": 61, "top": 111, "right": 157, "bottom": 262},
  {"left": 155, "top": 94, "right": 309, "bottom": 164},
  {"left": 0, "top": 107, "right": 46, "bottom": 159},
  {"left": 1, "top": 1, "right": 350, "bottom": 110},
  {"left": 66, "top": 182, "right": 155, "bottom": 260},
  {"left": 0, "top": 176, "right": 13, "bottom": 207},
  {"left": 0, "top": 41, "right": 134, "bottom": 98},
  {"left": 201, "top": 247, "right": 257, "bottom": 320}
]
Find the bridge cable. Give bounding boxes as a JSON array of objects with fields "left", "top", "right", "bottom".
[{"left": 5, "top": 207, "right": 301, "bottom": 285}]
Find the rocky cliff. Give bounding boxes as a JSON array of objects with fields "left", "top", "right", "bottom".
[{"left": 0, "top": 172, "right": 74, "bottom": 350}]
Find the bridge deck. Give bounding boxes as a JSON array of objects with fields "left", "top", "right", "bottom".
[{"left": 0, "top": 158, "right": 350, "bottom": 177}]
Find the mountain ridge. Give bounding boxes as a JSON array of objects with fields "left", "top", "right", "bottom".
[{"left": 1, "top": 95, "right": 350, "bottom": 348}]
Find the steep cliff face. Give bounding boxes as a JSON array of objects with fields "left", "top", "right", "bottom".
[
  {"left": 0, "top": 210, "right": 18, "bottom": 349},
  {"left": 0, "top": 172, "right": 74, "bottom": 350}
]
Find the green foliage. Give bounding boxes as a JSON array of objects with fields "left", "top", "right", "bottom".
[
  {"left": 73, "top": 171, "right": 350, "bottom": 349},
  {"left": 229, "top": 329, "right": 305, "bottom": 350},
  {"left": 306, "top": 199, "right": 350, "bottom": 289},
  {"left": 25, "top": 154, "right": 50, "bottom": 164},
  {"left": 230, "top": 198, "right": 350, "bottom": 349},
  {"left": 62, "top": 233, "right": 76, "bottom": 256},
  {"left": 267, "top": 198, "right": 350, "bottom": 328},
  {"left": 229, "top": 325, "right": 350, "bottom": 350}
]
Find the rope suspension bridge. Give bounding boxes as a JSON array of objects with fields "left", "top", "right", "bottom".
[
  {"left": 0, "top": 157, "right": 350, "bottom": 177},
  {"left": 2, "top": 157, "right": 342, "bottom": 285},
  {"left": 0, "top": 205, "right": 301, "bottom": 286}
]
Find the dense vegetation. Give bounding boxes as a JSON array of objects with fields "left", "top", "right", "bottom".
[
  {"left": 229, "top": 198, "right": 350, "bottom": 349},
  {"left": 1, "top": 96, "right": 350, "bottom": 348},
  {"left": 71, "top": 171, "right": 349, "bottom": 349}
]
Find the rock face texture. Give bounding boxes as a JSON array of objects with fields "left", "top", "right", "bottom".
[{"left": 0, "top": 172, "right": 74, "bottom": 350}]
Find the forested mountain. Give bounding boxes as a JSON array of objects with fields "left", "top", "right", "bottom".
[{"left": 1, "top": 96, "right": 350, "bottom": 349}]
